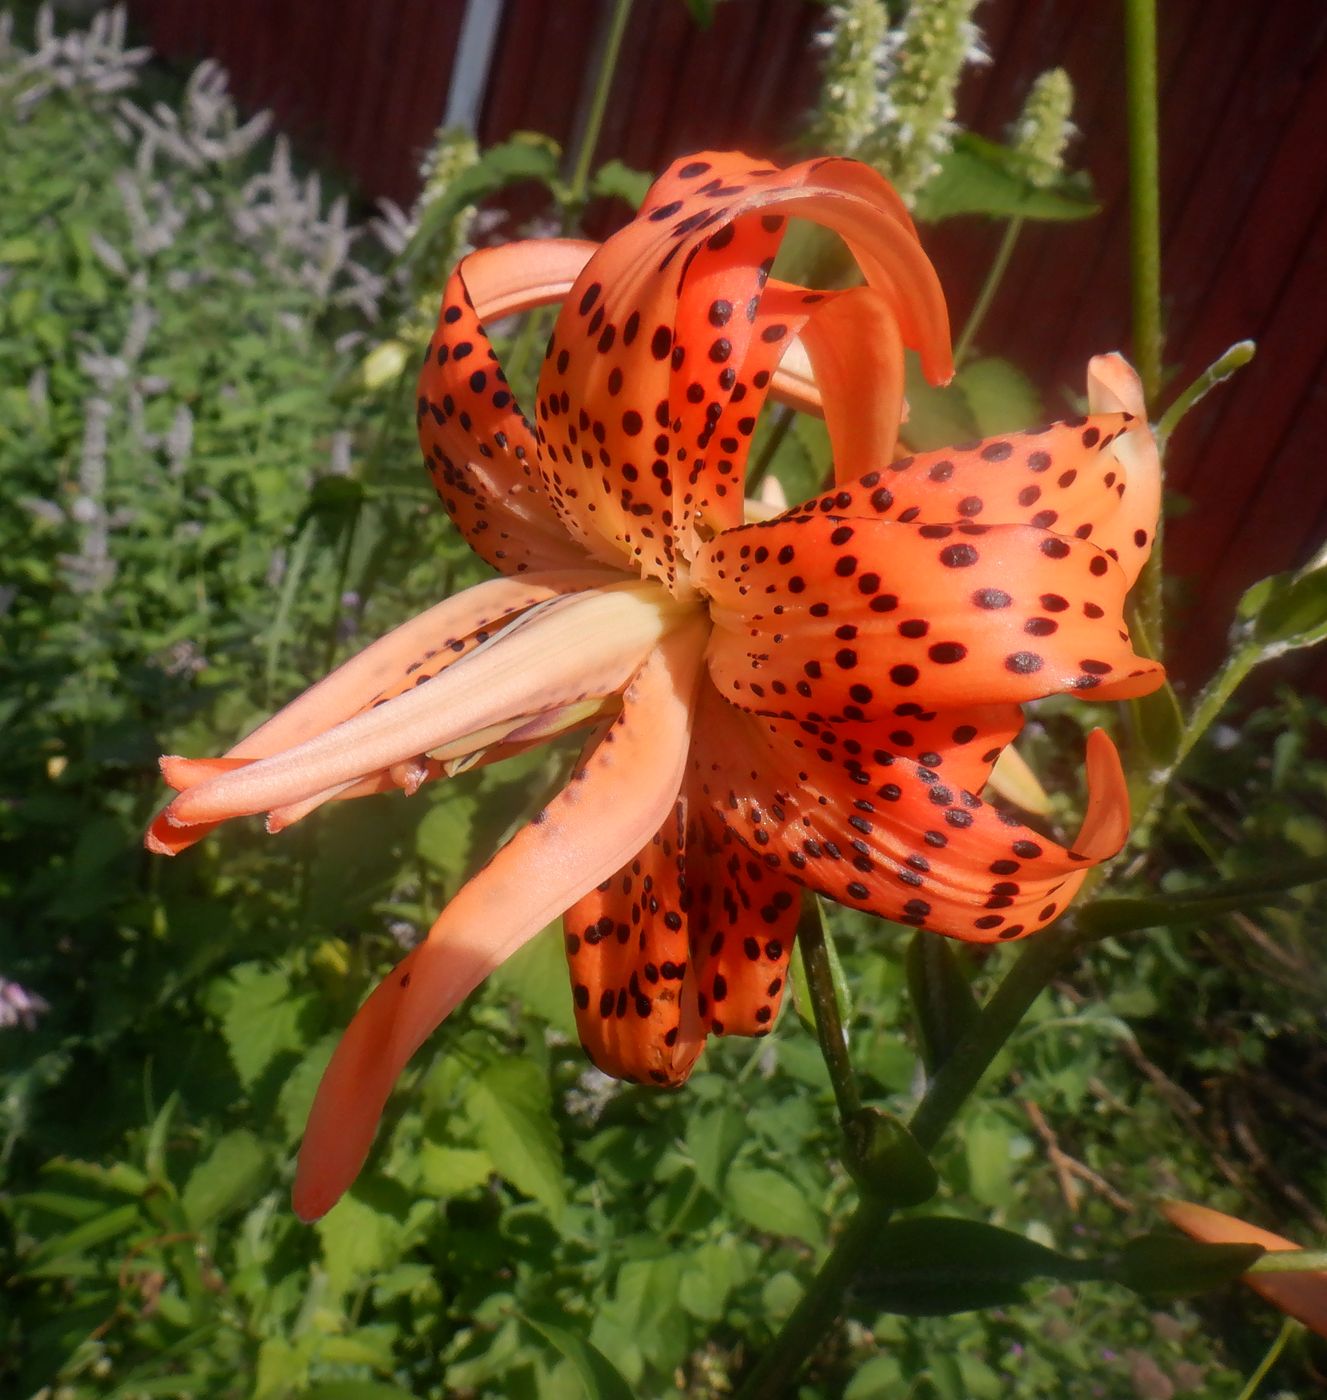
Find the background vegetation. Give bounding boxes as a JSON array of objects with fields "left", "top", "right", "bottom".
[{"left": 2, "top": 5, "right": 1324, "bottom": 1398}]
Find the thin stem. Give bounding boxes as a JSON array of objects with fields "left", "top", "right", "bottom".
[
  {"left": 1123, "top": 0, "right": 1162, "bottom": 405},
  {"left": 1123, "top": 0, "right": 1165, "bottom": 649},
  {"left": 733, "top": 1197, "right": 892, "bottom": 1400},
  {"left": 507, "top": 0, "right": 632, "bottom": 394},
  {"left": 567, "top": 0, "right": 633, "bottom": 208},
  {"left": 1130, "top": 645, "right": 1258, "bottom": 844},
  {"left": 908, "top": 919, "right": 1084, "bottom": 1152},
  {"left": 796, "top": 897, "right": 861, "bottom": 1123},
  {"left": 1156, "top": 339, "right": 1256, "bottom": 450},
  {"left": 953, "top": 218, "right": 1023, "bottom": 366},
  {"left": 747, "top": 405, "right": 796, "bottom": 496},
  {"left": 1235, "top": 1317, "right": 1297, "bottom": 1400},
  {"left": 1248, "top": 1248, "right": 1327, "bottom": 1274}
]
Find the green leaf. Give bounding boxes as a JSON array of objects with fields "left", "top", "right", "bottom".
[
  {"left": 725, "top": 1165, "right": 824, "bottom": 1248},
  {"left": 589, "top": 159, "right": 652, "bottom": 210},
  {"left": 853, "top": 1217, "right": 1098, "bottom": 1315},
  {"left": 685, "top": 1105, "right": 747, "bottom": 1196},
  {"left": 955, "top": 357, "right": 1044, "bottom": 437},
  {"left": 914, "top": 134, "right": 1099, "bottom": 223},
  {"left": 906, "top": 931, "right": 979, "bottom": 1074},
  {"left": 488, "top": 922, "right": 579, "bottom": 1037},
  {"left": 315, "top": 1189, "right": 411, "bottom": 1297},
  {"left": 415, "top": 789, "right": 478, "bottom": 886},
  {"left": 23, "top": 1203, "right": 143, "bottom": 1273},
  {"left": 1111, "top": 1232, "right": 1264, "bottom": 1298},
  {"left": 520, "top": 1314, "right": 635, "bottom": 1400},
  {"left": 416, "top": 1145, "right": 494, "bottom": 1199},
  {"left": 464, "top": 1058, "right": 567, "bottom": 1223},
  {"left": 204, "top": 962, "right": 316, "bottom": 1090},
  {"left": 843, "top": 1108, "right": 939, "bottom": 1207},
  {"left": 408, "top": 133, "right": 563, "bottom": 265},
  {"left": 1238, "top": 559, "right": 1327, "bottom": 655},
  {"left": 300, "top": 1384, "right": 421, "bottom": 1400},
  {"left": 182, "top": 1130, "right": 270, "bottom": 1227},
  {"left": 1078, "top": 858, "right": 1327, "bottom": 936}
]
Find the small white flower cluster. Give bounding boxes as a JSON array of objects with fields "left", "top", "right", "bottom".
[
  {"left": 3, "top": 4, "right": 150, "bottom": 118},
  {"left": 234, "top": 134, "right": 386, "bottom": 321},
  {"left": 0, "top": 976, "right": 49, "bottom": 1031},
  {"left": 117, "top": 58, "right": 272, "bottom": 171},
  {"left": 816, "top": 0, "right": 989, "bottom": 203},
  {"left": 2, "top": 6, "right": 400, "bottom": 603},
  {"left": 1010, "top": 67, "right": 1076, "bottom": 190}
]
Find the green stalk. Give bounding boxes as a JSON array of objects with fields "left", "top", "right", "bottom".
[
  {"left": 795, "top": 897, "right": 862, "bottom": 1123},
  {"left": 567, "top": 0, "right": 634, "bottom": 210},
  {"left": 908, "top": 919, "right": 1083, "bottom": 1150},
  {"left": 1234, "top": 1317, "right": 1297, "bottom": 1400},
  {"left": 1156, "top": 339, "right": 1256, "bottom": 450},
  {"left": 1129, "top": 644, "right": 1259, "bottom": 844},
  {"left": 733, "top": 1197, "right": 892, "bottom": 1400},
  {"left": 953, "top": 217, "right": 1023, "bottom": 367},
  {"left": 1247, "top": 1248, "right": 1327, "bottom": 1275},
  {"left": 1123, "top": 0, "right": 1162, "bottom": 404},
  {"left": 1123, "top": 0, "right": 1165, "bottom": 645},
  {"left": 506, "top": 0, "right": 633, "bottom": 392}
]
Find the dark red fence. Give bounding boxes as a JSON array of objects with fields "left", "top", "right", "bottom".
[{"left": 125, "top": 0, "right": 1327, "bottom": 691}]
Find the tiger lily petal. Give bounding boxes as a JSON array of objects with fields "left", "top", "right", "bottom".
[
  {"left": 147, "top": 151, "right": 1164, "bottom": 1220},
  {"left": 1162, "top": 1200, "right": 1327, "bottom": 1337}
]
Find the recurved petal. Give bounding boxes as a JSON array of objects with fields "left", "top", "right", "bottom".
[
  {"left": 292, "top": 616, "right": 709, "bottom": 1221},
  {"left": 162, "top": 582, "right": 688, "bottom": 827},
  {"left": 794, "top": 403, "right": 1158, "bottom": 588},
  {"left": 796, "top": 285, "right": 906, "bottom": 480},
  {"left": 419, "top": 240, "right": 617, "bottom": 573},
  {"left": 696, "top": 516, "right": 1163, "bottom": 721},
  {"left": 691, "top": 694, "right": 1130, "bottom": 943},
  {"left": 684, "top": 813, "right": 801, "bottom": 1038},
  {"left": 1162, "top": 1200, "right": 1327, "bottom": 1338},
  {"left": 146, "top": 570, "right": 619, "bottom": 853},
  {"left": 534, "top": 151, "right": 951, "bottom": 586},
  {"left": 562, "top": 800, "right": 706, "bottom": 1086}
]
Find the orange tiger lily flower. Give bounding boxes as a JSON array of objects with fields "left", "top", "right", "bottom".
[
  {"left": 1162, "top": 1200, "right": 1327, "bottom": 1337},
  {"left": 146, "top": 151, "right": 1164, "bottom": 1220}
]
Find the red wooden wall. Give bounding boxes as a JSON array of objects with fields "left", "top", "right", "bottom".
[{"left": 124, "top": 0, "right": 1327, "bottom": 692}]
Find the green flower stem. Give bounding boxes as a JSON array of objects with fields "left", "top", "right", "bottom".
[
  {"left": 907, "top": 918, "right": 1084, "bottom": 1151},
  {"left": 1123, "top": 0, "right": 1164, "bottom": 647},
  {"left": 739, "top": 917, "right": 1092, "bottom": 1398},
  {"left": 733, "top": 1196, "right": 893, "bottom": 1400},
  {"left": 508, "top": 0, "right": 632, "bottom": 392},
  {"left": 746, "top": 404, "right": 796, "bottom": 496},
  {"left": 1156, "top": 340, "right": 1256, "bottom": 451},
  {"left": 1124, "top": 0, "right": 1162, "bottom": 406},
  {"left": 1248, "top": 1248, "right": 1327, "bottom": 1274},
  {"left": 1235, "top": 1316, "right": 1297, "bottom": 1400},
  {"left": 567, "top": 0, "right": 633, "bottom": 209},
  {"left": 1130, "top": 643, "right": 1259, "bottom": 842},
  {"left": 796, "top": 897, "right": 862, "bottom": 1123},
  {"left": 953, "top": 217, "right": 1023, "bottom": 367}
]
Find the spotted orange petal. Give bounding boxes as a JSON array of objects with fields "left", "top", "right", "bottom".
[
  {"left": 691, "top": 689, "right": 1129, "bottom": 943},
  {"left": 419, "top": 240, "right": 616, "bottom": 573},
  {"left": 563, "top": 798, "right": 704, "bottom": 1086},
  {"left": 534, "top": 151, "right": 951, "bottom": 587},
  {"left": 293, "top": 616, "right": 709, "bottom": 1220},
  {"left": 810, "top": 359, "right": 1158, "bottom": 588},
  {"left": 696, "top": 516, "right": 1163, "bottom": 721},
  {"left": 684, "top": 810, "right": 801, "bottom": 1038}
]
